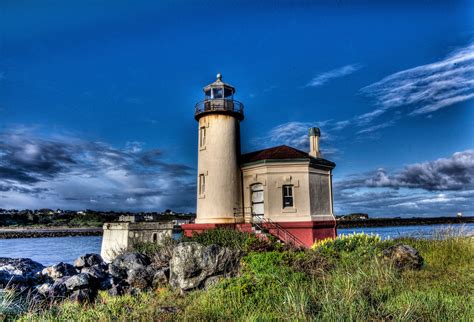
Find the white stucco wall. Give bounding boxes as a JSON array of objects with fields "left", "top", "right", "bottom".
[{"left": 241, "top": 161, "right": 334, "bottom": 223}]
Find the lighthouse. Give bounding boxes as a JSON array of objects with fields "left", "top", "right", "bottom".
[
  {"left": 182, "top": 74, "right": 337, "bottom": 247},
  {"left": 194, "top": 74, "right": 244, "bottom": 224}
]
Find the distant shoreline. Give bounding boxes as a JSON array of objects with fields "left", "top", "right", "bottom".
[
  {"left": 0, "top": 217, "right": 472, "bottom": 239},
  {"left": 0, "top": 227, "right": 102, "bottom": 239},
  {"left": 336, "top": 216, "right": 474, "bottom": 228}
]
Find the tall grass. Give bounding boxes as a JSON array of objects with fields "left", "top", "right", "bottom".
[{"left": 0, "top": 287, "right": 35, "bottom": 321}]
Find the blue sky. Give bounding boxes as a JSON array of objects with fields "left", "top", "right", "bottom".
[{"left": 1, "top": 0, "right": 473, "bottom": 217}]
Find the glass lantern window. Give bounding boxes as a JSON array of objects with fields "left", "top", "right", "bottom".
[
  {"left": 205, "top": 89, "right": 211, "bottom": 98},
  {"left": 212, "top": 88, "right": 223, "bottom": 98},
  {"left": 224, "top": 87, "right": 233, "bottom": 98}
]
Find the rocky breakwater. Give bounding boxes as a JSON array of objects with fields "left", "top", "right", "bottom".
[{"left": 0, "top": 242, "right": 243, "bottom": 304}]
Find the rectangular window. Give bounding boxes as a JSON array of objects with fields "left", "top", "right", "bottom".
[
  {"left": 199, "top": 127, "right": 206, "bottom": 148},
  {"left": 199, "top": 174, "right": 206, "bottom": 195},
  {"left": 282, "top": 185, "right": 293, "bottom": 208}
]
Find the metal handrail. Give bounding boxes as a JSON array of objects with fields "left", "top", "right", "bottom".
[
  {"left": 233, "top": 207, "right": 305, "bottom": 247},
  {"left": 195, "top": 99, "right": 244, "bottom": 116},
  {"left": 253, "top": 217, "right": 306, "bottom": 248}
]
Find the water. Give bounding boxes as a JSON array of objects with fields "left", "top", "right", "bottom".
[
  {"left": 338, "top": 223, "right": 473, "bottom": 239},
  {"left": 0, "top": 236, "right": 103, "bottom": 266},
  {"left": 0, "top": 224, "right": 472, "bottom": 266}
]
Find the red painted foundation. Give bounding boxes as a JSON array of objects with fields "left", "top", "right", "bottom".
[{"left": 181, "top": 220, "right": 336, "bottom": 248}]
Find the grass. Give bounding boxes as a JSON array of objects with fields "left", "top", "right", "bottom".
[{"left": 17, "top": 227, "right": 474, "bottom": 321}]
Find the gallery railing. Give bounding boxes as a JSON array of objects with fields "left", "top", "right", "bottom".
[{"left": 195, "top": 99, "right": 244, "bottom": 118}]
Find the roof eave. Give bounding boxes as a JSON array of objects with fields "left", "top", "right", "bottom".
[{"left": 240, "top": 158, "right": 335, "bottom": 170}]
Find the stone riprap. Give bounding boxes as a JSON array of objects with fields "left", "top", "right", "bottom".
[{"left": 0, "top": 242, "right": 243, "bottom": 303}]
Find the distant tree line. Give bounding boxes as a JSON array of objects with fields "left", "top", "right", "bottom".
[{"left": 0, "top": 209, "right": 195, "bottom": 227}]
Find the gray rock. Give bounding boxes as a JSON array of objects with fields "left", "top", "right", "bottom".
[
  {"left": 74, "top": 254, "right": 103, "bottom": 269},
  {"left": 381, "top": 244, "right": 424, "bottom": 270},
  {"left": 0, "top": 257, "right": 45, "bottom": 286},
  {"left": 204, "top": 275, "right": 223, "bottom": 290},
  {"left": 41, "top": 262, "right": 77, "bottom": 280},
  {"left": 36, "top": 283, "right": 53, "bottom": 296},
  {"left": 108, "top": 263, "right": 127, "bottom": 280},
  {"left": 36, "top": 277, "right": 68, "bottom": 300},
  {"left": 152, "top": 268, "right": 170, "bottom": 287},
  {"left": 126, "top": 267, "right": 153, "bottom": 290},
  {"left": 98, "top": 276, "right": 114, "bottom": 291},
  {"left": 81, "top": 264, "right": 107, "bottom": 281},
  {"left": 108, "top": 281, "right": 127, "bottom": 296},
  {"left": 64, "top": 273, "right": 91, "bottom": 291},
  {"left": 113, "top": 253, "right": 151, "bottom": 271},
  {"left": 151, "top": 252, "right": 171, "bottom": 269},
  {"left": 69, "top": 288, "right": 95, "bottom": 303},
  {"left": 50, "top": 277, "right": 69, "bottom": 298},
  {"left": 169, "top": 242, "right": 242, "bottom": 292}
]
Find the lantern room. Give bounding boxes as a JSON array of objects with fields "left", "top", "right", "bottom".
[{"left": 195, "top": 73, "right": 244, "bottom": 121}]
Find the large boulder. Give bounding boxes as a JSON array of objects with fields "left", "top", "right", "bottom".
[
  {"left": 169, "top": 242, "right": 242, "bottom": 292},
  {"left": 74, "top": 254, "right": 104, "bottom": 269},
  {"left": 41, "top": 262, "right": 77, "bottom": 280},
  {"left": 0, "top": 257, "right": 44, "bottom": 286},
  {"left": 381, "top": 244, "right": 424, "bottom": 270},
  {"left": 112, "top": 253, "right": 151, "bottom": 271}
]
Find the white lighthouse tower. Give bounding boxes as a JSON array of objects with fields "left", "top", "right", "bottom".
[{"left": 194, "top": 74, "right": 244, "bottom": 224}]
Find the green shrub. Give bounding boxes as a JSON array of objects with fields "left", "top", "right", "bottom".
[
  {"left": 312, "top": 232, "right": 383, "bottom": 257},
  {"left": 183, "top": 228, "right": 280, "bottom": 252}
]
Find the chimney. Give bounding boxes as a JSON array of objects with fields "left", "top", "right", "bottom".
[{"left": 308, "top": 127, "right": 321, "bottom": 158}]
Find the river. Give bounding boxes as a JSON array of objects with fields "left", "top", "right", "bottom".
[{"left": 0, "top": 224, "right": 472, "bottom": 266}]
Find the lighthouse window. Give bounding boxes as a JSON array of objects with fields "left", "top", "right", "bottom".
[
  {"left": 212, "top": 88, "right": 223, "bottom": 98},
  {"left": 199, "top": 174, "right": 206, "bottom": 195},
  {"left": 282, "top": 185, "right": 294, "bottom": 208},
  {"left": 199, "top": 127, "right": 206, "bottom": 148},
  {"left": 224, "top": 87, "right": 233, "bottom": 98}
]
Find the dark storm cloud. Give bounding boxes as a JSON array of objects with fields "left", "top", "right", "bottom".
[
  {"left": 337, "top": 150, "right": 474, "bottom": 192},
  {"left": 0, "top": 138, "right": 77, "bottom": 183},
  {"left": 333, "top": 150, "right": 474, "bottom": 216},
  {"left": 0, "top": 130, "right": 195, "bottom": 211}
]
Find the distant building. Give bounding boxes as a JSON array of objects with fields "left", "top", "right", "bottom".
[{"left": 182, "top": 75, "right": 336, "bottom": 247}]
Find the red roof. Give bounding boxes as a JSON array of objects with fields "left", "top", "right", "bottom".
[{"left": 240, "top": 145, "right": 335, "bottom": 168}]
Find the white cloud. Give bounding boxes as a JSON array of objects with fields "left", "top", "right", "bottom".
[
  {"left": 251, "top": 121, "right": 336, "bottom": 153},
  {"left": 357, "top": 120, "right": 395, "bottom": 134},
  {"left": 306, "top": 64, "right": 363, "bottom": 88},
  {"left": 361, "top": 42, "right": 474, "bottom": 116}
]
